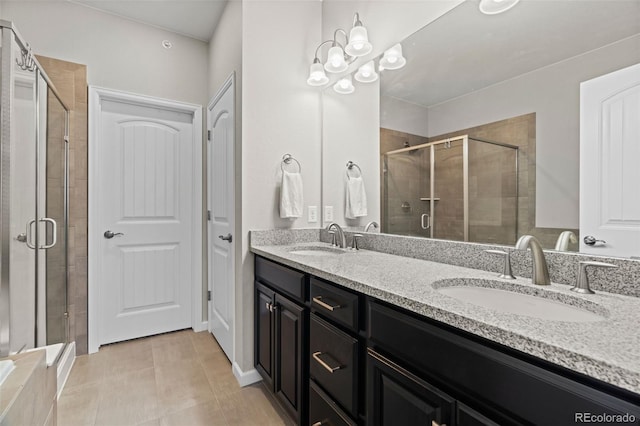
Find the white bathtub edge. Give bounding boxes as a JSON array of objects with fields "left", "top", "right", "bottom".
[{"left": 56, "top": 342, "right": 75, "bottom": 398}]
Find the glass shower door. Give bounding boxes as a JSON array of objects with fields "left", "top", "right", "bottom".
[
  {"left": 8, "top": 38, "right": 39, "bottom": 352},
  {"left": 432, "top": 139, "right": 465, "bottom": 241},
  {"left": 383, "top": 146, "right": 431, "bottom": 236}
]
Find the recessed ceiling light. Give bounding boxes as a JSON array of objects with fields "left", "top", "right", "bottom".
[
  {"left": 479, "top": 0, "right": 520, "bottom": 15},
  {"left": 162, "top": 40, "right": 173, "bottom": 49}
]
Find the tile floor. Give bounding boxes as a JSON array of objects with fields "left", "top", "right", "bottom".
[{"left": 58, "top": 330, "right": 292, "bottom": 426}]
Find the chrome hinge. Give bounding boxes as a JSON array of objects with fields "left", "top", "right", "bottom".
[
  {"left": 207, "top": 210, "right": 211, "bottom": 221},
  {"left": 207, "top": 290, "right": 211, "bottom": 301},
  {"left": 207, "top": 130, "right": 211, "bottom": 141}
]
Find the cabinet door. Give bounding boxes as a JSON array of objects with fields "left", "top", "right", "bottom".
[
  {"left": 275, "top": 293, "right": 307, "bottom": 423},
  {"left": 255, "top": 283, "right": 275, "bottom": 388},
  {"left": 367, "top": 349, "right": 454, "bottom": 426}
]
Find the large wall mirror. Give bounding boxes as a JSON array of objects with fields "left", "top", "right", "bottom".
[{"left": 321, "top": 0, "right": 640, "bottom": 258}]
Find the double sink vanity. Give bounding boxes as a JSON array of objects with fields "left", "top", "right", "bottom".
[{"left": 250, "top": 228, "right": 640, "bottom": 425}]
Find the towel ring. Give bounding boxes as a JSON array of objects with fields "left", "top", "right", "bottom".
[
  {"left": 346, "top": 161, "right": 362, "bottom": 180},
  {"left": 281, "top": 154, "right": 301, "bottom": 173}
]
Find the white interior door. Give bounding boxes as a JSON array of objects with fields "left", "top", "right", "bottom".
[
  {"left": 208, "top": 75, "right": 235, "bottom": 360},
  {"left": 90, "top": 88, "right": 201, "bottom": 347},
  {"left": 580, "top": 63, "right": 640, "bottom": 258}
]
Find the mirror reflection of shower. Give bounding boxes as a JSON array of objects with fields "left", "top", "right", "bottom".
[{"left": 382, "top": 134, "right": 519, "bottom": 244}]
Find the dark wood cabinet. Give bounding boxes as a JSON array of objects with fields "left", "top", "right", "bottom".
[
  {"left": 367, "top": 349, "right": 455, "bottom": 426},
  {"left": 254, "top": 257, "right": 309, "bottom": 424}
]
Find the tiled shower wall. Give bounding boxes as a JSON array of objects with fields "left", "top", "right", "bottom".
[{"left": 37, "top": 56, "right": 89, "bottom": 354}]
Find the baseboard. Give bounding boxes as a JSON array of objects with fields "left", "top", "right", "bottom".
[
  {"left": 193, "top": 320, "right": 208, "bottom": 333},
  {"left": 232, "top": 362, "right": 263, "bottom": 387},
  {"left": 57, "top": 342, "right": 76, "bottom": 398}
]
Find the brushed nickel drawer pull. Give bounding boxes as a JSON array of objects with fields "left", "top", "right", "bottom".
[
  {"left": 312, "top": 422, "right": 323, "bottom": 426},
  {"left": 312, "top": 351, "right": 342, "bottom": 373},
  {"left": 312, "top": 296, "right": 341, "bottom": 312}
]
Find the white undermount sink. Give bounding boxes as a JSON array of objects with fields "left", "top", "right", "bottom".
[
  {"left": 288, "top": 246, "right": 346, "bottom": 257},
  {"left": 434, "top": 278, "right": 607, "bottom": 322}
]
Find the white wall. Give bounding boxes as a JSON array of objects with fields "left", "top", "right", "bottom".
[
  {"left": 239, "top": 0, "right": 322, "bottom": 372},
  {"left": 381, "top": 95, "right": 429, "bottom": 137},
  {"left": 427, "top": 35, "right": 640, "bottom": 229},
  {"left": 1, "top": 0, "right": 209, "bottom": 106}
]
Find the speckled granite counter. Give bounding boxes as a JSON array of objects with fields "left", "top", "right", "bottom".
[{"left": 250, "top": 241, "right": 640, "bottom": 395}]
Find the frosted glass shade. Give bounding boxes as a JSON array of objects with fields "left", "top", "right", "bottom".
[
  {"left": 379, "top": 43, "right": 406, "bottom": 70},
  {"left": 307, "top": 62, "right": 329, "bottom": 86},
  {"left": 333, "top": 75, "right": 355, "bottom": 94},
  {"left": 324, "top": 46, "right": 348, "bottom": 73},
  {"left": 479, "top": 0, "right": 520, "bottom": 15},
  {"left": 354, "top": 61, "right": 378, "bottom": 83},
  {"left": 345, "top": 26, "right": 372, "bottom": 57}
]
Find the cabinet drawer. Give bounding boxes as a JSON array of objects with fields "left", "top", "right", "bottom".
[
  {"left": 255, "top": 256, "right": 306, "bottom": 302},
  {"left": 310, "top": 277, "right": 359, "bottom": 331},
  {"left": 368, "top": 300, "right": 640, "bottom": 425},
  {"left": 310, "top": 314, "right": 359, "bottom": 417},
  {"left": 309, "top": 380, "right": 356, "bottom": 426}
]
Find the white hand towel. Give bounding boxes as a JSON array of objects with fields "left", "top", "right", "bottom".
[
  {"left": 345, "top": 176, "right": 368, "bottom": 219},
  {"left": 280, "top": 171, "right": 303, "bottom": 219}
]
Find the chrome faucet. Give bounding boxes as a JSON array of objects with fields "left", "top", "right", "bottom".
[
  {"left": 364, "top": 221, "right": 379, "bottom": 233},
  {"left": 554, "top": 231, "right": 577, "bottom": 252},
  {"left": 515, "top": 235, "right": 550, "bottom": 285},
  {"left": 326, "top": 222, "right": 346, "bottom": 248}
]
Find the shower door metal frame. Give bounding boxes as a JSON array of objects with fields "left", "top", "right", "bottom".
[{"left": 0, "top": 20, "right": 71, "bottom": 358}]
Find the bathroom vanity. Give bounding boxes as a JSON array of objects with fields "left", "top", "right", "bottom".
[{"left": 251, "top": 232, "right": 640, "bottom": 425}]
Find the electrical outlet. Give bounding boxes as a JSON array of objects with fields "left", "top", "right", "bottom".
[
  {"left": 324, "top": 206, "right": 334, "bottom": 222},
  {"left": 308, "top": 206, "right": 318, "bottom": 223}
]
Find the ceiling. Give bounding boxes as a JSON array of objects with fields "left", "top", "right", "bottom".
[
  {"left": 381, "top": 0, "right": 640, "bottom": 107},
  {"left": 70, "top": 0, "right": 228, "bottom": 41}
]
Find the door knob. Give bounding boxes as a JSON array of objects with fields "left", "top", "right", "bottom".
[
  {"left": 104, "top": 230, "right": 124, "bottom": 239},
  {"left": 218, "top": 233, "right": 232, "bottom": 243},
  {"left": 583, "top": 235, "right": 606, "bottom": 246},
  {"left": 15, "top": 233, "right": 27, "bottom": 243}
]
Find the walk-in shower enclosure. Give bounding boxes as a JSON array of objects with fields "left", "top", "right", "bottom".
[
  {"left": 0, "top": 21, "right": 70, "bottom": 358},
  {"left": 383, "top": 135, "right": 519, "bottom": 245}
]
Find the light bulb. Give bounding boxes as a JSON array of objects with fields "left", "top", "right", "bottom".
[
  {"left": 345, "top": 25, "right": 372, "bottom": 57},
  {"left": 307, "top": 61, "right": 329, "bottom": 86},
  {"left": 354, "top": 60, "right": 378, "bottom": 83},
  {"left": 325, "top": 45, "right": 348, "bottom": 73},
  {"left": 333, "top": 75, "right": 355, "bottom": 94},
  {"left": 379, "top": 43, "right": 406, "bottom": 71}
]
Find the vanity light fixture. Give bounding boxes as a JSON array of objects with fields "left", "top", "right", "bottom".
[
  {"left": 333, "top": 75, "right": 355, "bottom": 94},
  {"left": 479, "top": 0, "right": 521, "bottom": 15},
  {"left": 354, "top": 60, "right": 378, "bottom": 83},
  {"left": 379, "top": 43, "right": 406, "bottom": 70},
  {"left": 307, "top": 12, "right": 373, "bottom": 86},
  {"left": 345, "top": 13, "right": 373, "bottom": 57}
]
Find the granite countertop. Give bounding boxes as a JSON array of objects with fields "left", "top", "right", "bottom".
[{"left": 251, "top": 241, "right": 640, "bottom": 395}]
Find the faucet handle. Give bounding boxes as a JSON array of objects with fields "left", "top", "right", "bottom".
[
  {"left": 571, "top": 261, "right": 618, "bottom": 294},
  {"left": 351, "top": 234, "right": 363, "bottom": 250},
  {"left": 328, "top": 230, "right": 337, "bottom": 247},
  {"left": 484, "top": 249, "right": 516, "bottom": 279}
]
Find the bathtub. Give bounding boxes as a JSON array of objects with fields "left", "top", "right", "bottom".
[{"left": 25, "top": 341, "right": 75, "bottom": 396}]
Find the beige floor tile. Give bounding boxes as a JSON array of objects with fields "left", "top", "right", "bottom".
[
  {"left": 102, "top": 341, "right": 155, "bottom": 379},
  {"left": 63, "top": 353, "right": 108, "bottom": 389},
  {"left": 191, "top": 332, "right": 223, "bottom": 359},
  {"left": 151, "top": 335, "right": 198, "bottom": 367},
  {"left": 159, "top": 401, "right": 227, "bottom": 426},
  {"left": 155, "top": 358, "right": 217, "bottom": 417},
  {"left": 94, "top": 368, "right": 159, "bottom": 426},
  {"left": 57, "top": 381, "right": 101, "bottom": 426}
]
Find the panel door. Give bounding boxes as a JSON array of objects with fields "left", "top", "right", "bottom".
[
  {"left": 255, "top": 283, "right": 275, "bottom": 389},
  {"left": 208, "top": 75, "right": 235, "bottom": 360},
  {"left": 367, "top": 349, "right": 455, "bottom": 426},
  {"left": 580, "top": 63, "right": 640, "bottom": 257},
  {"left": 275, "top": 293, "right": 306, "bottom": 423},
  {"left": 96, "top": 95, "right": 194, "bottom": 345}
]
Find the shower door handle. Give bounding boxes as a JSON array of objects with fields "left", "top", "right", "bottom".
[
  {"left": 25, "top": 219, "right": 37, "bottom": 249},
  {"left": 421, "top": 213, "right": 431, "bottom": 230},
  {"left": 39, "top": 218, "right": 57, "bottom": 249}
]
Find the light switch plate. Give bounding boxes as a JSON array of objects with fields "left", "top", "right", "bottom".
[
  {"left": 324, "top": 206, "right": 334, "bottom": 222},
  {"left": 308, "top": 206, "right": 318, "bottom": 223}
]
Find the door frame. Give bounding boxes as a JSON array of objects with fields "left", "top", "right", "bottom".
[
  {"left": 88, "top": 86, "right": 203, "bottom": 353},
  {"left": 207, "top": 72, "right": 236, "bottom": 359}
]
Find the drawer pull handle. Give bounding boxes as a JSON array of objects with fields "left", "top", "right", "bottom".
[
  {"left": 312, "top": 351, "right": 342, "bottom": 373},
  {"left": 432, "top": 422, "right": 446, "bottom": 426},
  {"left": 312, "top": 422, "right": 323, "bottom": 426},
  {"left": 312, "top": 296, "right": 341, "bottom": 312}
]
